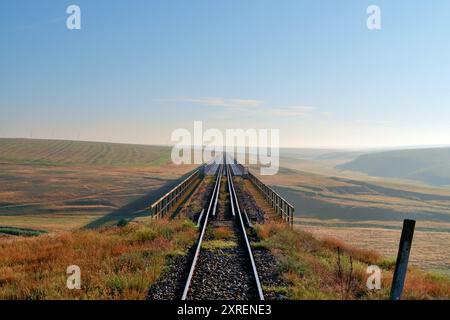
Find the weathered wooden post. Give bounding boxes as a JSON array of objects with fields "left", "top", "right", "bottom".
[{"left": 390, "top": 219, "right": 416, "bottom": 300}]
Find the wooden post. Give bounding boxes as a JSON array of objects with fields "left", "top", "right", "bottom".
[{"left": 390, "top": 219, "right": 416, "bottom": 300}]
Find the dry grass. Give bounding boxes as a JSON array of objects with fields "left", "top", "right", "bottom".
[
  {"left": 300, "top": 224, "right": 450, "bottom": 275},
  {"left": 0, "top": 218, "right": 197, "bottom": 299},
  {"left": 321, "top": 237, "right": 381, "bottom": 265},
  {"left": 213, "top": 226, "right": 234, "bottom": 240},
  {"left": 254, "top": 222, "right": 450, "bottom": 300},
  {"left": 202, "top": 240, "right": 237, "bottom": 250}
]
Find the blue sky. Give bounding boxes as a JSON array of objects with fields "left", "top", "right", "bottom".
[{"left": 1, "top": 0, "right": 449, "bottom": 148}]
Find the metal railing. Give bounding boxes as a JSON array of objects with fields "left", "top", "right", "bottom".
[
  {"left": 149, "top": 170, "right": 200, "bottom": 218},
  {"left": 248, "top": 171, "right": 295, "bottom": 226}
]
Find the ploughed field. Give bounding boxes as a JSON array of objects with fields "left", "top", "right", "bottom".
[{"left": 0, "top": 138, "right": 195, "bottom": 232}]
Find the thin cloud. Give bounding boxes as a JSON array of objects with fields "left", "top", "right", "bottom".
[
  {"left": 157, "top": 97, "right": 317, "bottom": 117},
  {"left": 158, "top": 96, "right": 264, "bottom": 109},
  {"left": 266, "top": 106, "right": 316, "bottom": 117}
]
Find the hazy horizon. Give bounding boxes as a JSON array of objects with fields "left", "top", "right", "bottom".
[{"left": 1, "top": 136, "right": 450, "bottom": 152}]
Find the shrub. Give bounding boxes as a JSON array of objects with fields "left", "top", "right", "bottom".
[
  {"left": 0, "top": 218, "right": 198, "bottom": 299},
  {"left": 131, "top": 227, "right": 157, "bottom": 243}
]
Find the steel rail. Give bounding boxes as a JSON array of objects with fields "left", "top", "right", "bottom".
[
  {"left": 226, "top": 165, "right": 235, "bottom": 217},
  {"left": 211, "top": 165, "right": 222, "bottom": 216},
  {"left": 227, "top": 164, "right": 265, "bottom": 300},
  {"left": 181, "top": 165, "right": 223, "bottom": 300},
  {"left": 243, "top": 209, "right": 253, "bottom": 228},
  {"left": 196, "top": 209, "right": 205, "bottom": 228},
  {"left": 200, "top": 169, "right": 221, "bottom": 225}
]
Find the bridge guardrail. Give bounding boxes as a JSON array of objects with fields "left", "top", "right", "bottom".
[
  {"left": 248, "top": 171, "right": 295, "bottom": 226},
  {"left": 150, "top": 169, "right": 200, "bottom": 218}
]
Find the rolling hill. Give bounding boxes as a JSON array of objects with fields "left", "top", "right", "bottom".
[
  {"left": 0, "top": 138, "right": 194, "bottom": 232},
  {"left": 337, "top": 147, "right": 450, "bottom": 186},
  {"left": 0, "top": 138, "right": 171, "bottom": 166}
]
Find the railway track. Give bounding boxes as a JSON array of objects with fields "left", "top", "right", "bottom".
[{"left": 181, "top": 158, "right": 264, "bottom": 300}]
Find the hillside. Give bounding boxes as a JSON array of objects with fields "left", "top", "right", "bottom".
[
  {"left": 251, "top": 164, "right": 450, "bottom": 273},
  {"left": 336, "top": 148, "right": 450, "bottom": 186},
  {"left": 0, "top": 138, "right": 194, "bottom": 232},
  {"left": 0, "top": 138, "right": 171, "bottom": 166},
  {"left": 314, "top": 151, "right": 368, "bottom": 161}
]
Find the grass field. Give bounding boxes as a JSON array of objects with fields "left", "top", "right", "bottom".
[
  {"left": 252, "top": 158, "right": 450, "bottom": 276},
  {"left": 255, "top": 222, "right": 450, "bottom": 299},
  {"left": 0, "top": 139, "right": 448, "bottom": 299},
  {"left": 0, "top": 218, "right": 197, "bottom": 299},
  {"left": 298, "top": 223, "right": 450, "bottom": 276},
  {"left": 1, "top": 139, "right": 449, "bottom": 286},
  {"left": 0, "top": 139, "right": 196, "bottom": 232},
  {"left": 0, "top": 138, "right": 171, "bottom": 167},
  {"left": 0, "top": 216, "right": 448, "bottom": 299}
]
